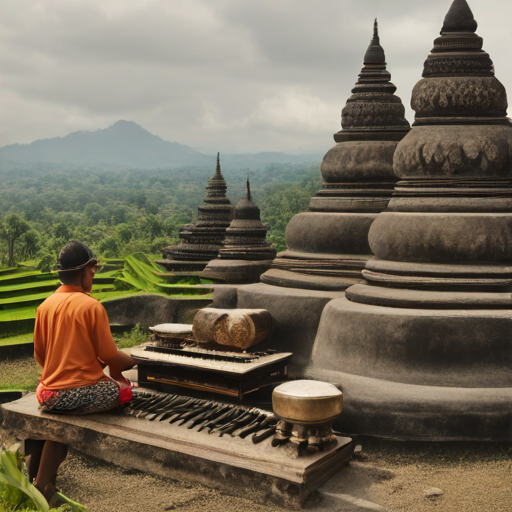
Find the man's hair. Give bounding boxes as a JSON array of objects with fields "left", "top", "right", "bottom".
[{"left": 57, "top": 241, "right": 95, "bottom": 285}]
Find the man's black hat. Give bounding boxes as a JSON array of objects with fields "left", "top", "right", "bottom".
[{"left": 57, "top": 241, "right": 97, "bottom": 272}]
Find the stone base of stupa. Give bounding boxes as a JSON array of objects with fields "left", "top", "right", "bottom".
[
  {"left": 233, "top": 283, "right": 345, "bottom": 375},
  {"left": 305, "top": 297, "right": 512, "bottom": 441},
  {"left": 200, "top": 259, "right": 274, "bottom": 284},
  {"left": 261, "top": 251, "right": 366, "bottom": 292},
  {"left": 261, "top": 269, "right": 362, "bottom": 292},
  {"left": 156, "top": 259, "right": 210, "bottom": 272}
]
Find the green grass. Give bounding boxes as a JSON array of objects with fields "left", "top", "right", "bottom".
[
  {"left": 0, "top": 306, "right": 39, "bottom": 322},
  {"left": 0, "top": 334, "right": 33, "bottom": 346},
  {"left": 113, "top": 324, "right": 151, "bottom": 349},
  {"left": 0, "top": 358, "right": 40, "bottom": 392}
]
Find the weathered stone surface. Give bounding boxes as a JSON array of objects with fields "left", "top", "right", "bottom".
[
  {"left": 310, "top": 298, "right": 512, "bottom": 388},
  {"left": 261, "top": 269, "right": 362, "bottom": 292},
  {"left": 369, "top": 212, "right": 512, "bottom": 263},
  {"left": 209, "top": 285, "right": 240, "bottom": 308},
  {"left": 442, "top": 0, "right": 478, "bottom": 32},
  {"left": 393, "top": 125, "right": 512, "bottom": 178},
  {"left": 237, "top": 283, "right": 345, "bottom": 375},
  {"left": 0, "top": 394, "right": 354, "bottom": 508},
  {"left": 412, "top": 77, "right": 507, "bottom": 119},
  {"left": 202, "top": 259, "right": 273, "bottom": 284},
  {"left": 319, "top": 141, "right": 397, "bottom": 183},
  {"left": 285, "top": 213, "right": 375, "bottom": 255},
  {"left": 307, "top": 369, "right": 512, "bottom": 441},
  {"left": 103, "top": 294, "right": 212, "bottom": 327}
]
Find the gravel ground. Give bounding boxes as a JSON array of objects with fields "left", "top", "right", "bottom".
[
  {"left": 57, "top": 450, "right": 291, "bottom": 512},
  {"left": 52, "top": 440, "right": 512, "bottom": 512},
  {"left": 1, "top": 428, "right": 512, "bottom": 511},
  {"left": 352, "top": 439, "right": 512, "bottom": 512}
]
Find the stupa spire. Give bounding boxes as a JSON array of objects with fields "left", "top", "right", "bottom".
[
  {"left": 442, "top": 0, "right": 478, "bottom": 33},
  {"left": 363, "top": 19, "right": 385, "bottom": 65},
  {"left": 340, "top": 20, "right": 409, "bottom": 139},
  {"left": 246, "top": 177, "right": 252, "bottom": 201},
  {"left": 214, "top": 152, "right": 222, "bottom": 178},
  {"left": 261, "top": 20, "right": 409, "bottom": 292}
]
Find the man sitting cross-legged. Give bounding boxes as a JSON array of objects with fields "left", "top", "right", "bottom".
[{"left": 25, "top": 240, "right": 138, "bottom": 505}]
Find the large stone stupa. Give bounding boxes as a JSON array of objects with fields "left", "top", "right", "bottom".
[
  {"left": 261, "top": 20, "right": 410, "bottom": 292},
  {"left": 307, "top": 0, "right": 512, "bottom": 440},
  {"left": 161, "top": 154, "right": 233, "bottom": 271},
  {"left": 201, "top": 179, "right": 276, "bottom": 283},
  {"left": 233, "top": 22, "right": 409, "bottom": 374}
]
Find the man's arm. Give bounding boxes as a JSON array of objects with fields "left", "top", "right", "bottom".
[
  {"left": 102, "top": 350, "right": 138, "bottom": 381},
  {"left": 33, "top": 311, "right": 45, "bottom": 368}
]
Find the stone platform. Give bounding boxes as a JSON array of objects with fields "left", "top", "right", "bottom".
[{"left": 0, "top": 394, "right": 354, "bottom": 508}]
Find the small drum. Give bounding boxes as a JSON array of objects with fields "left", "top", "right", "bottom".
[
  {"left": 272, "top": 380, "right": 343, "bottom": 455},
  {"left": 150, "top": 323, "right": 193, "bottom": 347}
]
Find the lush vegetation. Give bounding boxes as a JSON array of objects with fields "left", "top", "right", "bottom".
[
  {"left": 0, "top": 254, "right": 213, "bottom": 338},
  {"left": 0, "top": 446, "right": 86, "bottom": 511},
  {"left": 0, "top": 163, "right": 321, "bottom": 267}
]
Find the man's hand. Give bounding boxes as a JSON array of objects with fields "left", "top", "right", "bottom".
[{"left": 103, "top": 349, "right": 137, "bottom": 379}]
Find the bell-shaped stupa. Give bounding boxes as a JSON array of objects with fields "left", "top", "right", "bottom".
[
  {"left": 308, "top": 0, "right": 512, "bottom": 440},
  {"left": 162, "top": 154, "right": 233, "bottom": 270},
  {"left": 261, "top": 21, "right": 410, "bottom": 291},
  {"left": 202, "top": 179, "right": 276, "bottom": 283}
]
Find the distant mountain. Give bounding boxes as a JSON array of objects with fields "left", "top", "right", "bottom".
[
  {"left": 0, "top": 120, "right": 210, "bottom": 169},
  {"left": 0, "top": 121, "right": 322, "bottom": 170}
]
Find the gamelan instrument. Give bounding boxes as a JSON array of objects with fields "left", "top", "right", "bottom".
[{"left": 131, "top": 343, "right": 292, "bottom": 399}]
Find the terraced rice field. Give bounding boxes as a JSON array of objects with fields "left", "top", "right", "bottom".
[{"left": 0, "top": 253, "right": 213, "bottom": 338}]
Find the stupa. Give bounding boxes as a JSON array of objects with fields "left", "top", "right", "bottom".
[
  {"left": 307, "top": 0, "right": 512, "bottom": 440},
  {"left": 201, "top": 179, "right": 276, "bottom": 283},
  {"left": 261, "top": 20, "right": 410, "bottom": 291},
  {"left": 232, "top": 23, "right": 409, "bottom": 374},
  {"left": 160, "top": 154, "right": 233, "bottom": 271}
]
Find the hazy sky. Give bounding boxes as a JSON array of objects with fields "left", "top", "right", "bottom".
[{"left": 0, "top": 0, "right": 510, "bottom": 154}]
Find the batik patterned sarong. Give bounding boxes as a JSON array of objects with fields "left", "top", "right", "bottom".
[{"left": 36, "top": 379, "right": 131, "bottom": 414}]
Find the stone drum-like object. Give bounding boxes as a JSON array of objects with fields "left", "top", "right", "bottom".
[
  {"left": 192, "top": 307, "right": 272, "bottom": 350},
  {"left": 307, "top": 0, "right": 512, "bottom": 441},
  {"left": 272, "top": 380, "right": 343, "bottom": 454},
  {"left": 262, "top": 21, "right": 410, "bottom": 291}
]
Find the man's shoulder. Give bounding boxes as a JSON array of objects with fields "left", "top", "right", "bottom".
[{"left": 71, "top": 292, "right": 101, "bottom": 308}]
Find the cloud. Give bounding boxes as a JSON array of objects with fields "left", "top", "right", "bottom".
[{"left": 0, "top": 0, "right": 510, "bottom": 153}]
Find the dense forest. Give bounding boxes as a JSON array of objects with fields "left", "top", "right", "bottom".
[{"left": 0, "top": 163, "right": 321, "bottom": 268}]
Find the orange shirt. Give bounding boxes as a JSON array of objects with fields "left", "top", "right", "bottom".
[{"left": 34, "top": 285, "right": 118, "bottom": 390}]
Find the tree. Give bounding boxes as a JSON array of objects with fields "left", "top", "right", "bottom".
[
  {"left": 0, "top": 214, "right": 31, "bottom": 266},
  {"left": 17, "top": 229, "right": 41, "bottom": 261}
]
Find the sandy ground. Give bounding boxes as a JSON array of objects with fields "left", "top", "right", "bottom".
[{"left": 7, "top": 438, "right": 507, "bottom": 512}]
